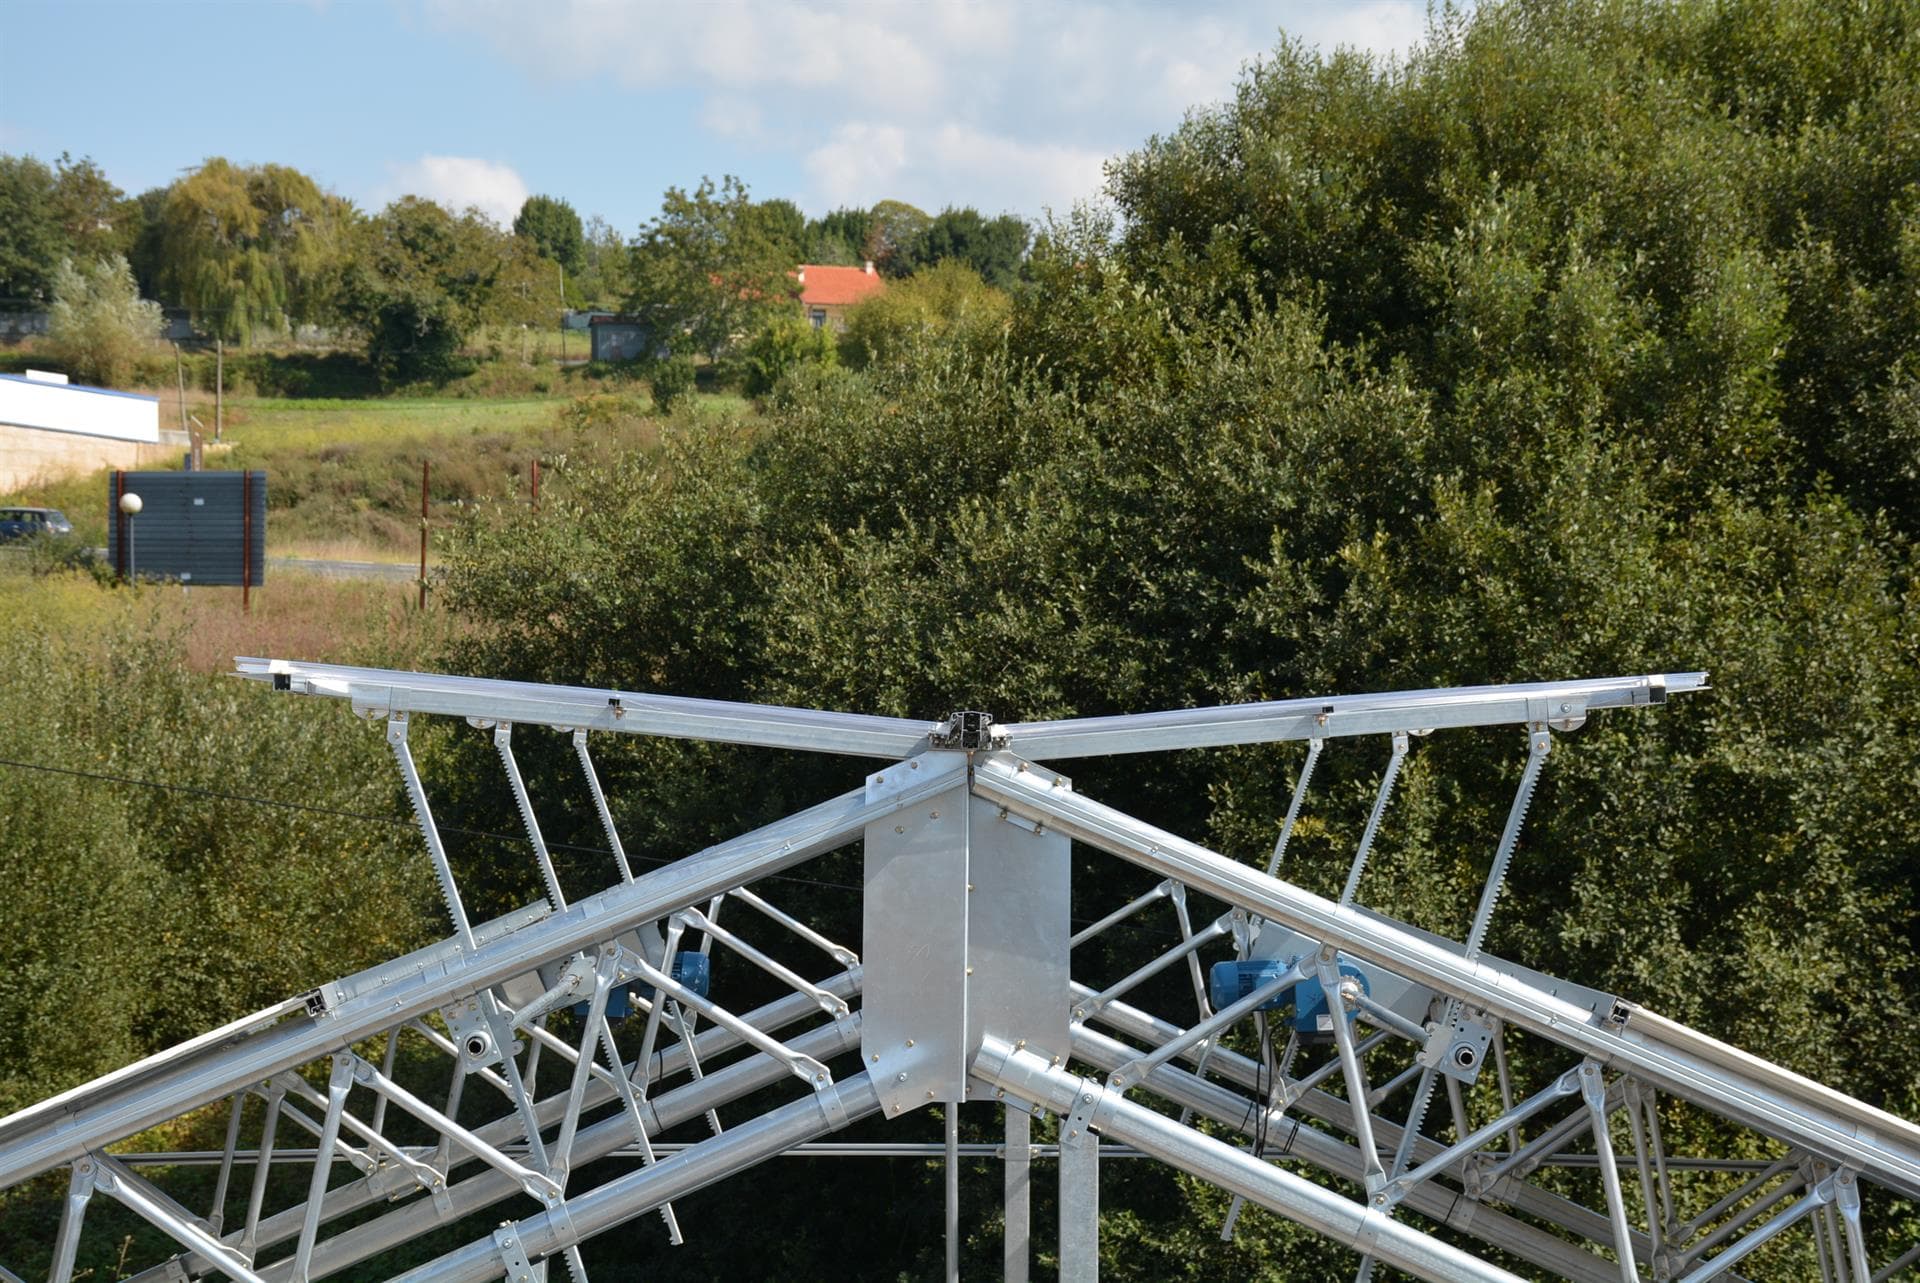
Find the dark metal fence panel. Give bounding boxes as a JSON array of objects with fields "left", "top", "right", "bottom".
[{"left": 107, "top": 471, "right": 267, "bottom": 586}]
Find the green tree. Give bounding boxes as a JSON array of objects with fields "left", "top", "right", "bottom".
[
  {"left": 863, "top": 198, "right": 932, "bottom": 275},
  {"left": 838, "top": 259, "right": 1009, "bottom": 370},
  {"left": 339, "top": 197, "right": 503, "bottom": 385},
  {"left": 901, "top": 206, "right": 1030, "bottom": 288},
  {"left": 512, "top": 194, "right": 585, "bottom": 274},
  {"left": 804, "top": 206, "right": 872, "bottom": 265},
  {"left": 749, "top": 196, "right": 808, "bottom": 264},
  {"left": 47, "top": 255, "right": 162, "bottom": 387},
  {"left": 0, "top": 155, "right": 63, "bottom": 310},
  {"left": 158, "top": 158, "right": 344, "bottom": 342},
  {"left": 741, "top": 310, "right": 837, "bottom": 397},
  {"left": 573, "top": 215, "right": 630, "bottom": 307},
  {"left": 49, "top": 153, "right": 128, "bottom": 265},
  {"left": 624, "top": 175, "right": 798, "bottom": 360}
]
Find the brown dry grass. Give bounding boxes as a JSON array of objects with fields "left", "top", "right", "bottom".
[{"left": 4, "top": 567, "right": 468, "bottom": 675}]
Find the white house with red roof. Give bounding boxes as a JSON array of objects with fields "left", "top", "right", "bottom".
[{"left": 795, "top": 261, "right": 886, "bottom": 331}]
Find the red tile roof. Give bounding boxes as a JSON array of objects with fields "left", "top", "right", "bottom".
[{"left": 795, "top": 264, "right": 887, "bottom": 308}]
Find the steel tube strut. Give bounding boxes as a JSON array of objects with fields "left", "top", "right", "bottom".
[
  {"left": 390, "top": 1074, "right": 882, "bottom": 1283},
  {"left": 975, "top": 1037, "right": 1524, "bottom": 1283}
]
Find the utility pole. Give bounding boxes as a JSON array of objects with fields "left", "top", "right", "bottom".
[
  {"left": 172, "top": 343, "right": 188, "bottom": 433},
  {"left": 558, "top": 263, "right": 567, "bottom": 363},
  {"left": 418, "top": 460, "right": 430, "bottom": 611},
  {"left": 215, "top": 338, "right": 223, "bottom": 441}
]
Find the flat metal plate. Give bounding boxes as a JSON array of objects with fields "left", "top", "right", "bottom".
[
  {"left": 862, "top": 755, "right": 970, "bottom": 1115},
  {"left": 964, "top": 792, "right": 1070, "bottom": 1070}
]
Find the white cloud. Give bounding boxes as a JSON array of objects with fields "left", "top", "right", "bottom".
[
  {"left": 384, "top": 155, "right": 530, "bottom": 227},
  {"left": 803, "top": 121, "right": 1107, "bottom": 217},
  {"left": 700, "top": 95, "right": 764, "bottom": 140},
  {"left": 1283, "top": 2, "right": 1427, "bottom": 63},
  {"left": 425, "top": 1, "right": 1432, "bottom": 217}
]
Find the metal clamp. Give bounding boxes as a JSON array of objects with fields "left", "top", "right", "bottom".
[{"left": 493, "top": 1222, "right": 547, "bottom": 1283}]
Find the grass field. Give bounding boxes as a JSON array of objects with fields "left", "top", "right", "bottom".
[
  {"left": 0, "top": 560, "right": 463, "bottom": 672},
  {"left": 0, "top": 383, "right": 747, "bottom": 561}
]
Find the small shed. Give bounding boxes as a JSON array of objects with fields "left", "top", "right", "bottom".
[{"left": 588, "top": 315, "right": 665, "bottom": 364}]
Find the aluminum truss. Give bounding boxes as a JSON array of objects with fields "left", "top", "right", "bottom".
[{"left": 1, "top": 658, "right": 1915, "bottom": 1282}]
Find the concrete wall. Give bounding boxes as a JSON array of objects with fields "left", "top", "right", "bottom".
[{"left": 0, "top": 421, "right": 180, "bottom": 492}]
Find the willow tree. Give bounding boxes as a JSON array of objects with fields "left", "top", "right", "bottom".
[{"left": 158, "top": 158, "right": 345, "bottom": 343}]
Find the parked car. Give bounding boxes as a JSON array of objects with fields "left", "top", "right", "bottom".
[{"left": 0, "top": 507, "right": 74, "bottom": 542}]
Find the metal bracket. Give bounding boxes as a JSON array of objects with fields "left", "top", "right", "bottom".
[
  {"left": 493, "top": 1222, "right": 547, "bottom": 1283},
  {"left": 1420, "top": 1008, "right": 1495, "bottom": 1084},
  {"left": 931, "top": 710, "right": 1005, "bottom": 751},
  {"left": 440, "top": 995, "right": 516, "bottom": 1070},
  {"left": 1064, "top": 1083, "right": 1105, "bottom": 1142}
]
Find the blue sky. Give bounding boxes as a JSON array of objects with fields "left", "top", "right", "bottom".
[{"left": 1, "top": 1, "right": 1426, "bottom": 234}]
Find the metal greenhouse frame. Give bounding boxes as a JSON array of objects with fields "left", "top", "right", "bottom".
[{"left": 2, "top": 658, "right": 1915, "bottom": 1282}]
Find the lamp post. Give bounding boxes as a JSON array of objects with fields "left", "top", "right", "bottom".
[{"left": 118, "top": 491, "right": 142, "bottom": 584}]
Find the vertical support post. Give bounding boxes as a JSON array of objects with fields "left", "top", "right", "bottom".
[
  {"left": 418, "top": 459, "right": 430, "bottom": 611},
  {"left": 1582, "top": 1062, "right": 1640, "bottom": 1283},
  {"left": 173, "top": 342, "right": 188, "bottom": 433},
  {"left": 1059, "top": 1126, "right": 1100, "bottom": 1283},
  {"left": 946, "top": 1107, "right": 961, "bottom": 1283},
  {"left": 1004, "top": 1105, "right": 1031, "bottom": 1283},
  {"left": 531, "top": 458, "right": 541, "bottom": 512},
  {"left": 215, "top": 337, "right": 223, "bottom": 440}
]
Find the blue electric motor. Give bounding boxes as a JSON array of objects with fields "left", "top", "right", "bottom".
[
  {"left": 1208, "top": 957, "right": 1368, "bottom": 1042},
  {"left": 575, "top": 950, "right": 710, "bottom": 1021}
]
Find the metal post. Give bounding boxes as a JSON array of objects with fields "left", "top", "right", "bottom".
[
  {"left": 418, "top": 460, "right": 430, "bottom": 610},
  {"left": 174, "top": 342, "right": 188, "bottom": 433},
  {"left": 946, "top": 1107, "right": 961, "bottom": 1283},
  {"left": 1060, "top": 1124, "right": 1100, "bottom": 1282},
  {"left": 215, "top": 338, "right": 223, "bottom": 440},
  {"left": 1005, "top": 1106, "right": 1030, "bottom": 1283}
]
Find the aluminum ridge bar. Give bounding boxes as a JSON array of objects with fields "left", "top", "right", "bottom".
[
  {"left": 970, "top": 755, "right": 1920, "bottom": 1199},
  {"left": 235, "top": 658, "right": 939, "bottom": 759},
  {"left": 0, "top": 772, "right": 952, "bottom": 1188},
  {"left": 1001, "top": 672, "right": 1706, "bottom": 758}
]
